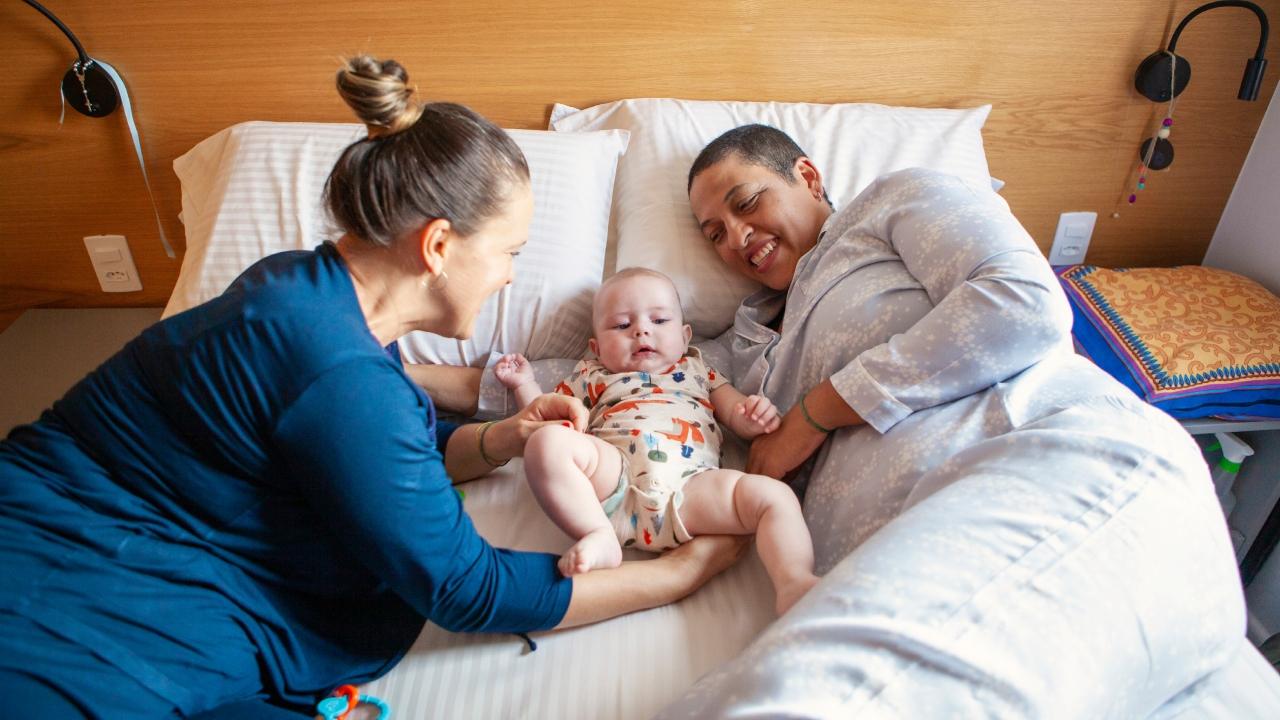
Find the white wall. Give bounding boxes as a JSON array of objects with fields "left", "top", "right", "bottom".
[{"left": 1203, "top": 88, "right": 1280, "bottom": 293}]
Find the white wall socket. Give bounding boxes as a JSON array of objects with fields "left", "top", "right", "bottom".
[
  {"left": 84, "top": 235, "right": 142, "bottom": 292},
  {"left": 1048, "top": 211, "right": 1097, "bottom": 266}
]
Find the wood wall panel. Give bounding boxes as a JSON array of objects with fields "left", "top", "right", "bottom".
[{"left": 1, "top": 0, "right": 1277, "bottom": 310}]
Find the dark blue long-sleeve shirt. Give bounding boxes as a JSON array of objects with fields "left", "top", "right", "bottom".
[{"left": 0, "top": 243, "right": 570, "bottom": 715}]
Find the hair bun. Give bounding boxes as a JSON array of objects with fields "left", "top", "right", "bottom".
[{"left": 336, "top": 55, "right": 423, "bottom": 136}]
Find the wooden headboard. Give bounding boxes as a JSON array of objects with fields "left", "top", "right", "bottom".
[{"left": 2, "top": 0, "right": 1276, "bottom": 311}]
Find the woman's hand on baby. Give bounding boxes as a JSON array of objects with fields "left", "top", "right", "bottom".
[
  {"left": 665, "top": 534, "right": 749, "bottom": 589},
  {"left": 732, "top": 395, "right": 781, "bottom": 439},
  {"left": 494, "top": 353, "right": 535, "bottom": 390},
  {"left": 746, "top": 407, "right": 828, "bottom": 479},
  {"left": 507, "top": 393, "right": 589, "bottom": 448}
]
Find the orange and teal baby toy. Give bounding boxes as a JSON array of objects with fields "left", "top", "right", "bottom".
[{"left": 316, "top": 684, "right": 391, "bottom": 720}]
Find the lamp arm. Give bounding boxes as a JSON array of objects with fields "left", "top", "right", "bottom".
[
  {"left": 22, "top": 0, "right": 90, "bottom": 66},
  {"left": 1168, "top": 1, "right": 1269, "bottom": 59}
]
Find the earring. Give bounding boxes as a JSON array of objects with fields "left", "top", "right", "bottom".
[{"left": 420, "top": 270, "right": 449, "bottom": 289}]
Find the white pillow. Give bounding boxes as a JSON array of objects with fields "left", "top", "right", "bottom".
[
  {"left": 166, "top": 121, "right": 629, "bottom": 366},
  {"left": 551, "top": 99, "right": 992, "bottom": 339}
]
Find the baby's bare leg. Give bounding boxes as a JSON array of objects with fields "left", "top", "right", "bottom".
[
  {"left": 524, "top": 425, "right": 624, "bottom": 576},
  {"left": 679, "top": 469, "right": 819, "bottom": 615}
]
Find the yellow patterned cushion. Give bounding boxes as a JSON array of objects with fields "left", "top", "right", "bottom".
[{"left": 1057, "top": 265, "right": 1280, "bottom": 418}]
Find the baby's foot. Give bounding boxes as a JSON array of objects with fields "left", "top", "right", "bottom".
[
  {"left": 558, "top": 528, "right": 623, "bottom": 576},
  {"left": 775, "top": 573, "right": 820, "bottom": 616}
]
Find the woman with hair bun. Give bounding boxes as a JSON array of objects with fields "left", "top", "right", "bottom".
[{"left": 0, "top": 56, "right": 742, "bottom": 719}]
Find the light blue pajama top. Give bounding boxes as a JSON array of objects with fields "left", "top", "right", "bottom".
[{"left": 658, "top": 168, "right": 1240, "bottom": 718}]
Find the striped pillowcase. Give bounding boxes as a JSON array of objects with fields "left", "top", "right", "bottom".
[{"left": 166, "top": 121, "right": 629, "bottom": 365}]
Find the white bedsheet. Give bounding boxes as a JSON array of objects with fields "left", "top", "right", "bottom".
[{"left": 359, "top": 457, "right": 778, "bottom": 720}]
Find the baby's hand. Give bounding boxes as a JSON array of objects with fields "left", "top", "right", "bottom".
[
  {"left": 494, "top": 353, "right": 535, "bottom": 390},
  {"left": 735, "top": 395, "right": 781, "bottom": 438}
]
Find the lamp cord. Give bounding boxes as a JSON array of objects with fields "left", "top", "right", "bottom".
[
  {"left": 1115, "top": 52, "right": 1179, "bottom": 217},
  {"left": 1137, "top": 54, "right": 1179, "bottom": 174},
  {"left": 21, "top": 0, "right": 90, "bottom": 66},
  {"left": 1169, "top": 1, "right": 1269, "bottom": 59}
]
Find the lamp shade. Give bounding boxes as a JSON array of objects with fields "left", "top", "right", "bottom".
[{"left": 1240, "top": 57, "right": 1269, "bottom": 99}]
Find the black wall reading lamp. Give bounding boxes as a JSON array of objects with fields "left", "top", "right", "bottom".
[
  {"left": 1132, "top": 0, "right": 1270, "bottom": 171},
  {"left": 23, "top": 0, "right": 175, "bottom": 257},
  {"left": 23, "top": 0, "right": 119, "bottom": 118}
]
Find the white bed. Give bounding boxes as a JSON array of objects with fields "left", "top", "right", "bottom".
[
  {"left": 166, "top": 111, "right": 1280, "bottom": 719},
  {"left": 359, "top": 457, "right": 781, "bottom": 720},
  {"left": 354, "top": 458, "right": 1280, "bottom": 720}
]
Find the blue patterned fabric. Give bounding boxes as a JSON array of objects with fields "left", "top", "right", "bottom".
[{"left": 1057, "top": 264, "right": 1280, "bottom": 419}]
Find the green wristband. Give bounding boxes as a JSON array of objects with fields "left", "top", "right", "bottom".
[{"left": 799, "top": 395, "right": 833, "bottom": 434}]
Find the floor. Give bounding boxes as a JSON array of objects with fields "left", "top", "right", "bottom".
[
  {"left": 0, "top": 310, "right": 22, "bottom": 334},
  {"left": 0, "top": 308, "right": 163, "bottom": 435}
]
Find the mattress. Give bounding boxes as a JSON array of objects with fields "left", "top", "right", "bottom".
[{"left": 359, "top": 457, "right": 777, "bottom": 720}]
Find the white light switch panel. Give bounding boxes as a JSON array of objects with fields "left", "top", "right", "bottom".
[
  {"left": 85, "top": 235, "right": 142, "bottom": 292},
  {"left": 1048, "top": 212, "right": 1097, "bottom": 266}
]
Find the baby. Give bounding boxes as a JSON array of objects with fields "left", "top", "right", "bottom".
[{"left": 495, "top": 268, "right": 819, "bottom": 614}]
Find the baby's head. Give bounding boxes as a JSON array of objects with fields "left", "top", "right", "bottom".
[{"left": 589, "top": 268, "right": 692, "bottom": 373}]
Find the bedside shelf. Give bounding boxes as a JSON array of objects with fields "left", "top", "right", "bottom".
[{"left": 1181, "top": 418, "right": 1280, "bottom": 435}]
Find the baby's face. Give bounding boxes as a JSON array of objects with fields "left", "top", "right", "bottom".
[{"left": 590, "top": 275, "right": 692, "bottom": 373}]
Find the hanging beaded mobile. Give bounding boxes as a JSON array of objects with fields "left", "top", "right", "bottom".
[
  {"left": 1131, "top": 117, "right": 1175, "bottom": 202},
  {"left": 1113, "top": 51, "right": 1179, "bottom": 218}
]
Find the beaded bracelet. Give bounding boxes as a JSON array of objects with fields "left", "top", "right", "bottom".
[
  {"left": 799, "top": 395, "right": 833, "bottom": 434},
  {"left": 477, "top": 421, "right": 509, "bottom": 468}
]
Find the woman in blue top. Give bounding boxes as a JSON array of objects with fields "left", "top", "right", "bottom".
[{"left": 0, "top": 56, "right": 740, "bottom": 720}]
